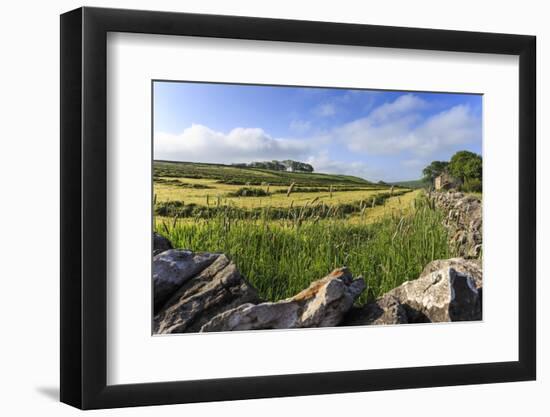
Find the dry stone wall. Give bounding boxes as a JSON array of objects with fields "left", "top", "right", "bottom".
[
  {"left": 152, "top": 235, "right": 483, "bottom": 333},
  {"left": 430, "top": 191, "right": 482, "bottom": 259}
]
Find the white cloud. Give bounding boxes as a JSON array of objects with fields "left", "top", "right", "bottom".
[
  {"left": 289, "top": 119, "right": 311, "bottom": 134},
  {"left": 307, "top": 152, "right": 383, "bottom": 181},
  {"left": 153, "top": 94, "right": 481, "bottom": 182},
  {"left": 314, "top": 103, "right": 336, "bottom": 117},
  {"left": 368, "top": 94, "right": 427, "bottom": 122},
  {"left": 412, "top": 105, "right": 481, "bottom": 156},
  {"left": 154, "top": 124, "right": 311, "bottom": 164},
  {"left": 333, "top": 95, "right": 480, "bottom": 157}
]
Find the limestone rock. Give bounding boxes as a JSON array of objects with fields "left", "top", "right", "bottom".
[
  {"left": 342, "top": 295, "right": 408, "bottom": 326},
  {"left": 153, "top": 232, "right": 173, "bottom": 256},
  {"left": 154, "top": 255, "right": 260, "bottom": 333},
  {"left": 153, "top": 249, "right": 220, "bottom": 312},
  {"left": 431, "top": 192, "right": 482, "bottom": 259},
  {"left": 421, "top": 257, "right": 482, "bottom": 289},
  {"left": 386, "top": 263, "right": 482, "bottom": 322},
  {"left": 200, "top": 268, "right": 365, "bottom": 332}
]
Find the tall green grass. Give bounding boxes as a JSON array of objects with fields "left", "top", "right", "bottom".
[{"left": 156, "top": 196, "right": 455, "bottom": 304}]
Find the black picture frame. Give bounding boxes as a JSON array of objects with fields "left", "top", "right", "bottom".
[{"left": 60, "top": 6, "right": 536, "bottom": 410}]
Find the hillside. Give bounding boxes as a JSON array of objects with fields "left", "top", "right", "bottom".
[
  {"left": 154, "top": 160, "right": 376, "bottom": 187},
  {"left": 389, "top": 179, "right": 428, "bottom": 189}
]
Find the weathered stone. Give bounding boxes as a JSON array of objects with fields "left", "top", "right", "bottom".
[
  {"left": 342, "top": 295, "right": 408, "bottom": 326},
  {"left": 154, "top": 255, "right": 260, "bottom": 333},
  {"left": 386, "top": 264, "right": 481, "bottom": 322},
  {"left": 431, "top": 192, "right": 482, "bottom": 259},
  {"left": 341, "top": 258, "right": 482, "bottom": 326},
  {"left": 153, "top": 249, "right": 220, "bottom": 312},
  {"left": 153, "top": 232, "right": 173, "bottom": 256},
  {"left": 200, "top": 268, "right": 365, "bottom": 332},
  {"left": 421, "top": 257, "right": 482, "bottom": 289}
]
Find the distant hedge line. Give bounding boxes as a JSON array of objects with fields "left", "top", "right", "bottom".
[{"left": 154, "top": 190, "right": 410, "bottom": 221}]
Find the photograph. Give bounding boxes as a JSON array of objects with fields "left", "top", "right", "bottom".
[
  {"left": 151, "top": 81, "right": 483, "bottom": 334},
  {"left": 53, "top": 4, "right": 538, "bottom": 411}
]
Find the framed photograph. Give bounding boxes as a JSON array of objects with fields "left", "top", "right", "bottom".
[{"left": 60, "top": 6, "right": 536, "bottom": 409}]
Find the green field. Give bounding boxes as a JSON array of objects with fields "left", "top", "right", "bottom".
[
  {"left": 389, "top": 179, "right": 429, "bottom": 189},
  {"left": 154, "top": 160, "right": 376, "bottom": 186},
  {"left": 154, "top": 160, "right": 407, "bottom": 216},
  {"left": 154, "top": 160, "right": 455, "bottom": 304}
]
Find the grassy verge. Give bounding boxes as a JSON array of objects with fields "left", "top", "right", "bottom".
[{"left": 155, "top": 194, "right": 455, "bottom": 304}]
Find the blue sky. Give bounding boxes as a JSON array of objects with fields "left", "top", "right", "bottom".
[{"left": 154, "top": 81, "right": 482, "bottom": 182}]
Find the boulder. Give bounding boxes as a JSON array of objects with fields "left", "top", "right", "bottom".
[
  {"left": 342, "top": 257, "right": 482, "bottom": 326},
  {"left": 154, "top": 255, "right": 260, "bottom": 333},
  {"left": 342, "top": 295, "right": 408, "bottom": 326},
  {"left": 153, "top": 249, "right": 220, "bottom": 312},
  {"left": 153, "top": 232, "right": 173, "bottom": 256},
  {"left": 421, "top": 258, "right": 482, "bottom": 289},
  {"left": 200, "top": 267, "right": 365, "bottom": 332},
  {"left": 385, "top": 262, "right": 482, "bottom": 322}
]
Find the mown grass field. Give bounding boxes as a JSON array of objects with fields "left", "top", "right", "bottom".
[
  {"left": 154, "top": 176, "right": 389, "bottom": 209},
  {"left": 153, "top": 160, "right": 455, "bottom": 304}
]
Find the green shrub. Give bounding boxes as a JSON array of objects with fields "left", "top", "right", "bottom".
[
  {"left": 462, "top": 178, "right": 482, "bottom": 192},
  {"left": 154, "top": 178, "right": 213, "bottom": 189},
  {"left": 227, "top": 187, "right": 271, "bottom": 197}
]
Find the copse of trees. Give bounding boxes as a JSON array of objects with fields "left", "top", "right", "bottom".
[
  {"left": 424, "top": 150, "right": 482, "bottom": 193},
  {"left": 422, "top": 161, "right": 449, "bottom": 183},
  {"left": 448, "top": 151, "right": 482, "bottom": 190},
  {"left": 233, "top": 160, "right": 314, "bottom": 172}
]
